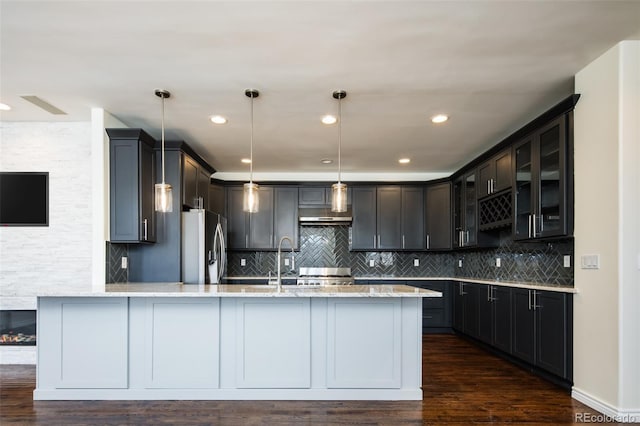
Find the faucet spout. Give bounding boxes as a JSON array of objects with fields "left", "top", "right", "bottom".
[{"left": 276, "top": 236, "right": 295, "bottom": 290}]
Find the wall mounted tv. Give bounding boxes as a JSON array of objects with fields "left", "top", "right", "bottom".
[{"left": 0, "top": 172, "right": 49, "bottom": 226}]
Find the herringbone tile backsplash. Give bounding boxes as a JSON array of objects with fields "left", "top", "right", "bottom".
[
  {"left": 227, "top": 226, "right": 574, "bottom": 286},
  {"left": 106, "top": 242, "right": 128, "bottom": 283}
]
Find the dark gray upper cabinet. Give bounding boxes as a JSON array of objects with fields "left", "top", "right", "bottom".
[
  {"left": 453, "top": 170, "right": 499, "bottom": 249},
  {"left": 248, "top": 187, "right": 274, "bottom": 249},
  {"left": 227, "top": 186, "right": 297, "bottom": 250},
  {"left": 377, "top": 186, "right": 402, "bottom": 249},
  {"left": 425, "top": 182, "right": 452, "bottom": 250},
  {"left": 208, "top": 183, "right": 225, "bottom": 215},
  {"left": 182, "top": 154, "right": 211, "bottom": 210},
  {"left": 351, "top": 187, "right": 377, "bottom": 250},
  {"left": 274, "top": 187, "right": 299, "bottom": 249},
  {"left": 477, "top": 148, "right": 512, "bottom": 198},
  {"left": 298, "top": 186, "right": 352, "bottom": 207},
  {"left": 514, "top": 116, "right": 569, "bottom": 240},
  {"left": 352, "top": 185, "right": 424, "bottom": 250},
  {"left": 107, "top": 129, "right": 156, "bottom": 243},
  {"left": 401, "top": 187, "right": 425, "bottom": 250}
]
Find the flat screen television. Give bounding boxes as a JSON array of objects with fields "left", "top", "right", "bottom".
[{"left": 0, "top": 172, "right": 49, "bottom": 226}]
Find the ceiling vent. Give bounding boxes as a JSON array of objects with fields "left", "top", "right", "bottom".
[{"left": 20, "top": 96, "right": 67, "bottom": 115}]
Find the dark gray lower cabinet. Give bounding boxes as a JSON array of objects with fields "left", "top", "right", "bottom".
[
  {"left": 416, "top": 281, "right": 452, "bottom": 333},
  {"left": 513, "top": 289, "right": 571, "bottom": 379},
  {"left": 455, "top": 283, "right": 571, "bottom": 383}
]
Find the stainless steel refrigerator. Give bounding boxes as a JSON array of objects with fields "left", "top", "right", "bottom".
[{"left": 181, "top": 209, "right": 227, "bottom": 284}]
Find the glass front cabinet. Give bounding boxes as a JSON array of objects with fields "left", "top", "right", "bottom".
[{"left": 513, "top": 116, "right": 568, "bottom": 240}]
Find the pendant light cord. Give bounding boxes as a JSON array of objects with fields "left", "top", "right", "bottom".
[
  {"left": 250, "top": 94, "right": 254, "bottom": 183},
  {"left": 161, "top": 95, "right": 166, "bottom": 185},
  {"left": 338, "top": 95, "right": 342, "bottom": 184}
]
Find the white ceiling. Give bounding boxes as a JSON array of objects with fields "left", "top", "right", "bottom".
[{"left": 1, "top": 1, "right": 639, "bottom": 179}]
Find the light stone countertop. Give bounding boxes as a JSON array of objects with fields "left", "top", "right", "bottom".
[
  {"left": 37, "top": 283, "right": 441, "bottom": 298},
  {"left": 225, "top": 276, "right": 577, "bottom": 294}
]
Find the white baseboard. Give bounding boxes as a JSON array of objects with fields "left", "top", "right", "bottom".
[
  {"left": 0, "top": 346, "right": 37, "bottom": 364},
  {"left": 572, "top": 387, "right": 640, "bottom": 423}
]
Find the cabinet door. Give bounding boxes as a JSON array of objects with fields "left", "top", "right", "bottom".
[
  {"left": 453, "top": 282, "right": 465, "bottom": 331},
  {"left": 462, "top": 283, "right": 479, "bottom": 338},
  {"left": 535, "top": 291, "right": 568, "bottom": 378},
  {"left": 492, "top": 286, "right": 512, "bottom": 354},
  {"left": 513, "top": 137, "right": 534, "bottom": 240},
  {"left": 494, "top": 149, "right": 512, "bottom": 193},
  {"left": 139, "top": 141, "right": 156, "bottom": 242},
  {"left": 182, "top": 155, "right": 199, "bottom": 209},
  {"left": 477, "top": 161, "right": 494, "bottom": 199},
  {"left": 401, "top": 187, "right": 425, "bottom": 250},
  {"left": 452, "top": 178, "right": 463, "bottom": 248},
  {"left": 463, "top": 172, "right": 477, "bottom": 246},
  {"left": 351, "top": 187, "right": 377, "bottom": 250},
  {"left": 227, "top": 187, "right": 248, "bottom": 249},
  {"left": 248, "top": 187, "right": 274, "bottom": 249},
  {"left": 208, "top": 184, "right": 225, "bottom": 215},
  {"left": 377, "top": 186, "right": 402, "bottom": 249},
  {"left": 512, "top": 288, "right": 535, "bottom": 364},
  {"left": 299, "top": 187, "right": 326, "bottom": 205},
  {"left": 477, "top": 284, "right": 492, "bottom": 344},
  {"left": 274, "top": 187, "right": 298, "bottom": 249},
  {"left": 198, "top": 169, "right": 210, "bottom": 210},
  {"left": 536, "top": 117, "right": 566, "bottom": 238},
  {"left": 110, "top": 139, "right": 139, "bottom": 242},
  {"left": 425, "top": 182, "right": 451, "bottom": 250}
]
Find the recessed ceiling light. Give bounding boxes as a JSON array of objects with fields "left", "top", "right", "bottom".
[
  {"left": 241, "top": 158, "right": 252, "bottom": 164},
  {"left": 321, "top": 159, "right": 333, "bottom": 164},
  {"left": 431, "top": 114, "right": 448, "bottom": 124},
  {"left": 321, "top": 115, "right": 337, "bottom": 125},
  {"left": 399, "top": 158, "right": 411, "bottom": 164},
  {"left": 210, "top": 115, "right": 227, "bottom": 124},
  {"left": 0, "top": 102, "right": 11, "bottom": 111}
]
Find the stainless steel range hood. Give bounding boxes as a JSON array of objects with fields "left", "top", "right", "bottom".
[{"left": 298, "top": 207, "right": 352, "bottom": 225}]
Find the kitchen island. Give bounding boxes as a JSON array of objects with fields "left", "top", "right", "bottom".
[{"left": 34, "top": 283, "right": 439, "bottom": 400}]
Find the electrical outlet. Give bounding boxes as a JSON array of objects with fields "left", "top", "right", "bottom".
[
  {"left": 369, "top": 259, "right": 375, "bottom": 267},
  {"left": 496, "top": 258, "right": 501, "bottom": 267},
  {"left": 458, "top": 259, "right": 463, "bottom": 268},
  {"left": 284, "top": 258, "right": 290, "bottom": 266},
  {"left": 413, "top": 259, "right": 420, "bottom": 267},
  {"left": 121, "top": 256, "right": 127, "bottom": 269},
  {"left": 240, "top": 258, "right": 246, "bottom": 267},
  {"left": 581, "top": 254, "right": 600, "bottom": 269},
  {"left": 564, "top": 255, "right": 571, "bottom": 268}
]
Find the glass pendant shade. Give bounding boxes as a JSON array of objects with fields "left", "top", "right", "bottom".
[
  {"left": 331, "top": 182, "right": 347, "bottom": 213},
  {"left": 155, "top": 183, "right": 173, "bottom": 212},
  {"left": 243, "top": 182, "right": 259, "bottom": 213}
]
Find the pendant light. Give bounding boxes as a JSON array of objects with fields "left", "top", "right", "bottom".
[
  {"left": 243, "top": 89, "right": 260, "bottom": 213},
  {"left": 331, "top": 90, "right": 347, "bottom": 213},
  {"left": 154, "top": 89, "right": 172, "bottom": 212}
]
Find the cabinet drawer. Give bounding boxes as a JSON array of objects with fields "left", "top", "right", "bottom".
[
  {"left": 423, "top": 296, "right": 444, "bottom": 310},
  {"left": 423, "top": 309, "right": 446, "bottom": 327}
]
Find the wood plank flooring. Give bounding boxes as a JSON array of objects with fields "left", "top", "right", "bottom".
[{"left": 1, "top": 335, "right": 603, "bottom": 425}]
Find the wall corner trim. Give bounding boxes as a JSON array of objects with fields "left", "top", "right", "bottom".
[{"left": 572, "top": 387, "right": 640, "bottom": 423}]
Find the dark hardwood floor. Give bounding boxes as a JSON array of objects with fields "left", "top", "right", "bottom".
[{"left": 1, "top": 335, "right": 602, "bottom": 425}]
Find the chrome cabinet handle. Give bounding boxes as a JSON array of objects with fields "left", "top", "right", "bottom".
[
  {"left": 426, "top": 234, "right": 430, "bottom": 249},
  {"left": 532, "top": 214, "right": 537, "bottom": 237},
  {"left": 245, "top": 234, "right": 249, "bottom": 248},
  {"left": 143, "top": 218, "right": 148, "bottom": 241},
  {"left": 528, "top": 214, "right": 532, "bottom": 238},
  {"left": 487, "top": 180, "right": 491, "bottom": 195},
  {"left": 373, "top": 235, "right": 376, "bottom": 248},
  {"left": 402, "top": 235, "right": 405, "bottom": 249},
  {"left": 460, "top": 282, "right": 467, "bottom": 296},
  {"left": 532, "top": 290, "right": 541, "bottom": 310},
  {"left": 377, "top": 234, "right": 381, "bottom": 248},
  {"left": 528, "top": 290, "right": 532, "bottom": 310}
]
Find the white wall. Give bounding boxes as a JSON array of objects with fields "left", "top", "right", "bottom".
[
  {"left": 573, "top": 41, "right": 640, "bottom": 417},
  {"left": 0, "top": 122, "right": 93, "bottom": 308}
]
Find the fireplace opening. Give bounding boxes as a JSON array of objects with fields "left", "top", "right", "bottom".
[{"left": 0, "top": 310, "right": 36, "bottom": 346}]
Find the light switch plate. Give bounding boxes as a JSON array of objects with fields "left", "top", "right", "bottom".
[
  {"left": 413, "top": 259, "right": 419, "bottom": 267},
  {"left": 284, "top": 258, "right": 290, "bottom": 266},
  {"left": 458, "top": 259, "right": 463, "bottom": 268},
  {"left": 496, "top": 258, "right": 501, "bottom": 267},
  {"left": 240, "top": 258, "right": 246, "bottom": 267},
  {"left": 121, "top": 257, "right": 127, "bottom": 269},
  {"left": 564, "top": 255, "right": 571, "bottom": 268},
  {"left": 369, "top": 259, "right": 375, "bottom": 267},
  {"left": 580, "top": 254, "right": 600, "bottom": 269}
]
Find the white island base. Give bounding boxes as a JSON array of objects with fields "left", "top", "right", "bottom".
[{"left": 35, "top": 284, "right": 437, "bottom": 400}]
